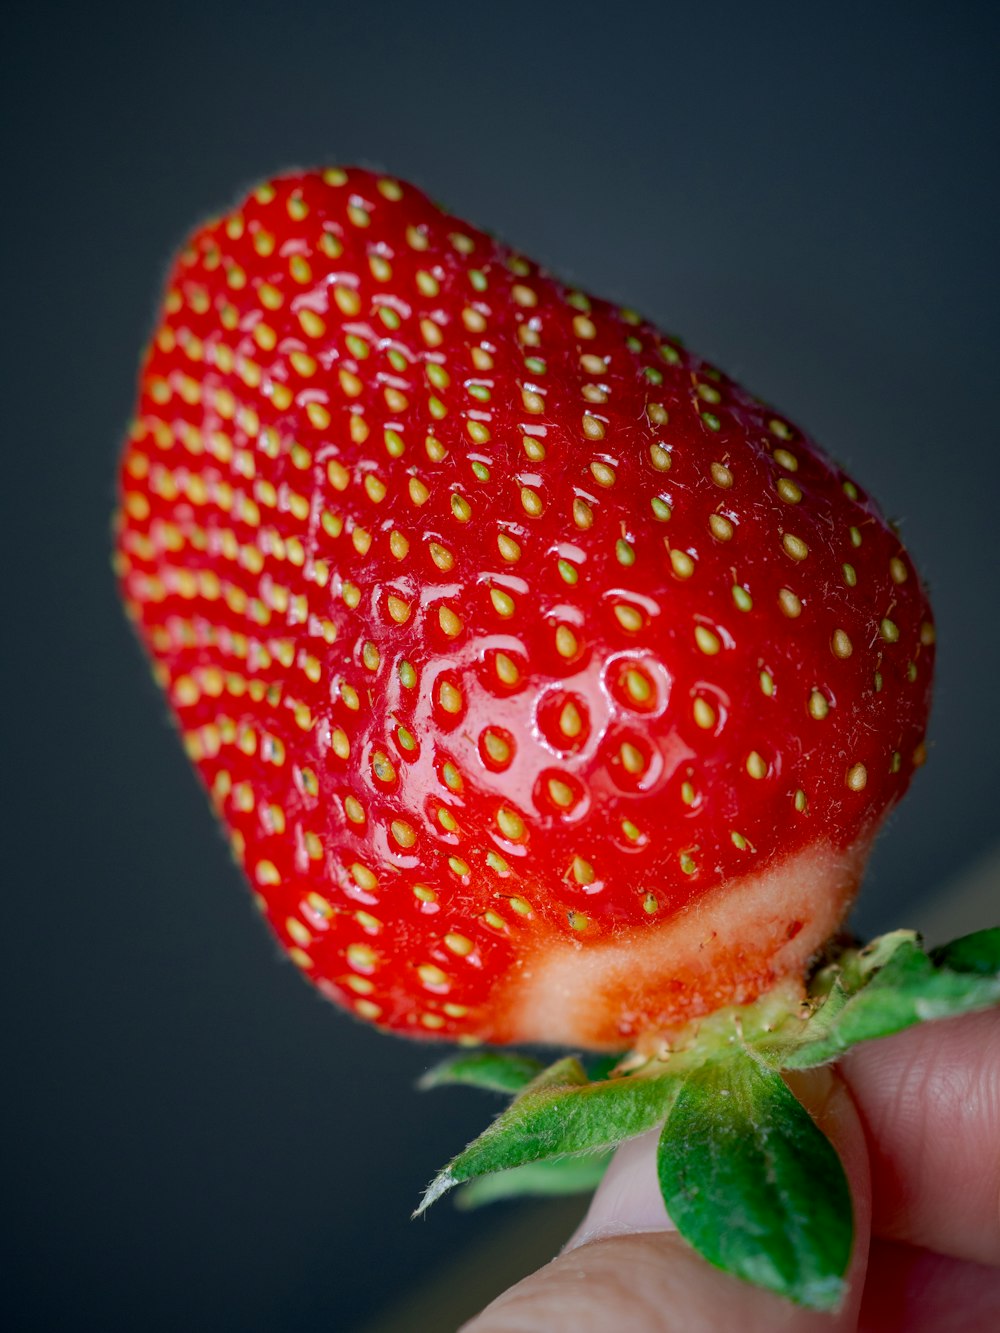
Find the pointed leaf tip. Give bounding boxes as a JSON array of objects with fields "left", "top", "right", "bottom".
[{"left": 413, "top": 1169, "right": 457, "bottom": 1218}]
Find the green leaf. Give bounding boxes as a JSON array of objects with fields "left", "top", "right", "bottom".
[
  {"left": 455, "top": 1152, "right": 612, "bottom": 1209},
  {"left": 657, "top": 1050, "right": 852, "bottom": 1311},
  {"left": 777, "top": 928, "right": 1000, "bottom": 1069},
  {"left": 415, "top": 1062, "right": 683, "bottom": 1214},
  {"left": 929, "top": 927, "right": 1000, "bottom": 976},
  {"left": 418, "top": 1050, "right": 545, "bottom": 1094}
]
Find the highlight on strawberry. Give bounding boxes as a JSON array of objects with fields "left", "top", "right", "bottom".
[{"left": 114, "top": 167, "right": 999, "bottom": 1310}]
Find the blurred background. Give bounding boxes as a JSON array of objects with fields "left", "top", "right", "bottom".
[{"left": 4, "top": 2, "right": 998, "bottom": 1329}]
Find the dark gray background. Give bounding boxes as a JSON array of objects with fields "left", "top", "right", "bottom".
[{"left": 5, "top": 2, "right": 998, "bottom": 1330}]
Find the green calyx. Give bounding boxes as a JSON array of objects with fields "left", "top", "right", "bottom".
[{"left": 416, "top": 927, "right": 1000, "bottom": 1311}]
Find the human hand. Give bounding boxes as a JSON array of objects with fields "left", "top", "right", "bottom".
[{"left": 463, "top": 1010, "right": 1000, "bottom": 1331}]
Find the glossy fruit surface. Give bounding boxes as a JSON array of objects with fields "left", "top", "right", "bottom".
[{"left": 115, "top": 169, "right": 934, "bottom": 1048}]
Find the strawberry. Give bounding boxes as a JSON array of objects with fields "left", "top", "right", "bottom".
[{"left": 114, "top": 166, "right": 935, "bottom": 1055}]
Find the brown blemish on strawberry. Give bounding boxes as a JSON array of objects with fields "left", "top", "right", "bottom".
[{"left": 501, "top": 838, "right": 869, "bottom": 1050}]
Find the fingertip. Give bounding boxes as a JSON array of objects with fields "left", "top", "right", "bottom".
[{"left": 840, "top": 1008, "right": 1000, "bottom": 1266}]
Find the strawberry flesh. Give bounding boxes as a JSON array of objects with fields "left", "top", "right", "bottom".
[{"left": 115, "top": 169, "right": 934, "bottom": 1048}]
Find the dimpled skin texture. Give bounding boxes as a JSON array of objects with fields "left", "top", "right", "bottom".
[{"left": 115, "top": 169, "right": 934, "bottom": 1048}]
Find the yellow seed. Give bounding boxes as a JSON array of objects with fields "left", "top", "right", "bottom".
[
  {"left": 497, "top": 532, "right": 521, "bottom": 562},
  {"left": 327, "top": 459, "right": 349, "bottom": 490},
  {"left": 520, "top": 486, "right": 544, "bottom": 517},
  {"left": 783, "top": 533, "right": 809, "bottom": 561},
  {"left": 352, "top": 526, "right": 372, "bottom": 556},
  {"left": 567, "top": 911, "right": 589, "bottom": 931},
  {"left": 913, "top": 741, "right": 928, "bottom": 767},
  {"left": 643, "top": 893, "right": 659, "bottom": 914},
  {"left": 389, "top": 530, "right": 409, "bottom": 560},
  {"left": 408, "top": 477, "right": 429, "bottom": 506},
  {"left": 846, "top": 762, "right": 868, "bottom": 791},
  {"left": 880, "top": 617, "right": 900, "bottom": 643},
  {"left": 497, "top": 807, "right": 525, "bottom": 840},
  {"left": 573, "top": 497, "right": 594, "bottom": 528},
  {"left": 777, "top": 477, "right": 802, "bottom": 504},
  {"left": 429, "top": 541, "right": 454, "bottom": 571},
  {"left": 649, "top": 444, "right": 671, "bottom": 471},
  {"left": 745, "top": 751, "right": 768, "bottom": 780},
  {"left": 555, "top": 625, "right": 578, "bottom": 657},
  {"left": 773, "top": 447, "right": 798, "bottom": 471},
  {"left": 439, "top": 606, "right": 463, "bottom": 637},
  {"left": 334, "top": 284, "right": 360, "bottom": 315},
  {"left": 418, "top": 964, "right": 449, "bottom": 988},
  {"left": 808, "top": 690, "right": 829, "bottom": 720},
  {"left": 559, "top": 701, "right": 583, "bottom": 738},
  {"left": 842, "top": 563, "right": 857, "bottom": 587},
  {"left": 509, "top": 897, "right": 533, "bottom": 917},
  {"left": 589, "top": 461, "right": 616, "bottom": 488},
  {"left": 709, "top": 514, "right": 734, "bottom": 541},
  {"left": 693, "top": 697, "right": 716, "bottom": 729},
  {"left": 413, "top": 885, "right": 437, "bottom": 904},
  {"left": 624, "top": 669, "right": 652, "bottom": 704},
  {"left": 669, "top": 549, "right": 694, "bottom": 579},
  {"left": 614, "top": 604, "right": 643, "bottom": 632},
  {"left": 387, "top": 595, "right": 411, "bottom": 624},
  {"left": 445, "top": 933, "right": 474, "bottom": 957},
  {"left": 890, "top": 556, "right": 908, "bottom": 584},
  {"left": 582, "top": 414, "right": 605, "bottom": 440},
  {"left": 620, "top": 742, "right": 645, "bottom": 774},
  {"left": 344, "top": 795, "right": 366, "bottom": 824},
  {"left": 711, "top": 462, "right": 733, "bottom": 488},
  {"left": 372, "top": 752, "right": 396, "bottom": 783},
  {"left": 778, "top": 588, "right": 802, "bottom": 618},
  {"left": 495, "top": 653, "right": 519, "bottom": 686},
  {"left": 547, "top": 777, "right": 575, "bottom": 808},
  {"left": 483, "top": 730, "right": 512, "bottom": 764},
  {"left": 438, "top": 681, "right": 463, "bottom": 714},
  {"left": 490, "top": 587, "right": 515, "bottom": 617},
  {"left": 680, "top": 781, "right": 696, "bottom": 806},
  {"left": 347, "top": 943, "right": 377, "bottom": 972},
  {"left": 831, "top": 629, "right": 853, "bottom": 659},
  {"left": 451, "top": 493, "right": 472, "bottom": 522},
  {"left": 255, "top": 860, "right": 280, "bottom": 886},
  {"left": 695, "top": 625, "right": 722, "bottom": 656},
  {"left": 391, "top": 820, "right": 416, "bottom": 848}
]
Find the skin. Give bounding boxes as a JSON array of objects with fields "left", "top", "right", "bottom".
[{"left": 463, "top": 1010, "right": 1000, "bottom": 1332}]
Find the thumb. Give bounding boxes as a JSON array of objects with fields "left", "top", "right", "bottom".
[{"left": 462, "top": 1068, "right": 872, "bottom": 1333}]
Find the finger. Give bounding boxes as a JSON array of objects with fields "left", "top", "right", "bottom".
[
  {"left": 859, "top": 1239, "right": 1000, "bottom": 1332},
  {"left": 839, "top": 1007, "right": 1000, "bottom": 1266},
  {"left": 463, "top": 1068, "right": 871, "bottom": 1333}
]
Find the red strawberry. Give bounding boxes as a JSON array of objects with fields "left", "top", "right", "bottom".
[{"left": 114, "top": 168, "right": 933, "bottom": 1052}]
